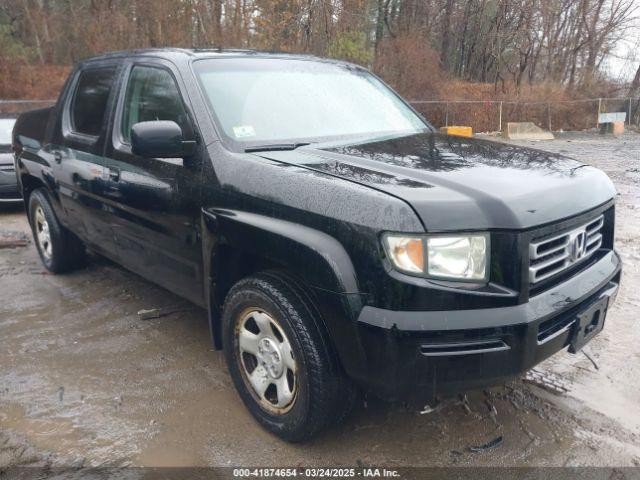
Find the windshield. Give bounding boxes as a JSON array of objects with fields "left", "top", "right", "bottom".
[
  {"left": 194, "top": 58, "right": 429, "bottom": 149},
  {"left": 0, "top": 118, "right": 16, "bottom": 145}
]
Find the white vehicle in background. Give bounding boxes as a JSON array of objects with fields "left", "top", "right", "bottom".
[{"left": 0, "top": 117, "right": 20, "bottom": 204}]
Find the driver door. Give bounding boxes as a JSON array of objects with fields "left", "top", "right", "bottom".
[{"left": 102, "top": 60, "right": 205, "bottom": 306}]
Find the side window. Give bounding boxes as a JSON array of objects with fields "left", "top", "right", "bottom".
[
  {"left": 70, "top": 67, "right": 116, "bottom": 136},
  {"left": 121, "top": 66, "right": 190, "bottom": 143}
]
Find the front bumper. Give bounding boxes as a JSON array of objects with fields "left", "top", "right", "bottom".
[{"left": 353, "top": 250, "right": 621, "bottom": 404}]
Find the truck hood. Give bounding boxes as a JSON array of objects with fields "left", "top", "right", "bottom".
[{"left": 256, "top": 132, "right": 615, "bottom": 231}]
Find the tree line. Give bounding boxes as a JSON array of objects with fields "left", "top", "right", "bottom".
[{"left": 0, "top": 0, "right": 637, "bottom": 99}]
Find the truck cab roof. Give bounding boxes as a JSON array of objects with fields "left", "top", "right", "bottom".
[{"left": 79, "top": 48, "right": 334, "bottom": 67}]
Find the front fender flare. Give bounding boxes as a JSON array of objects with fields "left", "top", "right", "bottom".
[
  {"left": 203, "top": 208, "right": 361, "bottom": 293},
  {"left": 201, "top": 208, "right": 366, "bottom": 351}
]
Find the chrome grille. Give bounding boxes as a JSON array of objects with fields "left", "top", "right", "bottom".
[{"left": 529, "top": 215, "right": 604, "bottom": 284}]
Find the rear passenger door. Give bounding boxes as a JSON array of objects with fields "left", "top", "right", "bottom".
[
  {"left": 54, "top": 63, "right": 119, "bottom": 256},
  {"left": 102, "top": 59, "right": 204, "bottom": 305}
]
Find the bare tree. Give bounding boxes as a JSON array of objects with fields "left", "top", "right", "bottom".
[{"left": 0, "top": 0, "right": 638, "bottom": 99}]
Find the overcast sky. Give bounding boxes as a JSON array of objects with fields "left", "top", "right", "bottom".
[
  {"left": 603, "top": 13, "right": 639, "bottom": 83},
  {"left": 604, "top": 45, "right": 639, "bottom": 83}
]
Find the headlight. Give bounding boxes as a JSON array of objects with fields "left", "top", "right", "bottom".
[
  {"left": 383, "top": 233, "right": 489, "bottom": 281},
  {"left": 426, "top": 234, "right": 489, "bottom": 281}
]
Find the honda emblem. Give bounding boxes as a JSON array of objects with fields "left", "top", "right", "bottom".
[{"left": 569, "top": 230, "right": 587, "bottom": 262}]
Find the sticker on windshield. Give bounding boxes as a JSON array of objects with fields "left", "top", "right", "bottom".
[{"left": 233, "top": 125, "right": 256, "bottom": 138}]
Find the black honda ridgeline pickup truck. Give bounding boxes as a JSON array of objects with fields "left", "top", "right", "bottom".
[{"left": 12, "top": 49, "right": 621, "bottom": 441}]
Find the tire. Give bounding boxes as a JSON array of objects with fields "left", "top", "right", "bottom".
[
  {"left": 28, "top": 188, "right": 85, "bottom": 273},
  {"left": 222, "top": 270, "right": 354, "bottom": 442}
]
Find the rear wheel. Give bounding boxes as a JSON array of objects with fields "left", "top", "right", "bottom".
[
  {"left": 222, "top": 271, "right": 355, "bottom": 442},
  {"left": 28, "top": 189, "right": 85, "bottom": 273}
]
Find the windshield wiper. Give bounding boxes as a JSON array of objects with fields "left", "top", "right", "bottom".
[{"left": 244, "top": 142, "right": 311, "bottom": 153}]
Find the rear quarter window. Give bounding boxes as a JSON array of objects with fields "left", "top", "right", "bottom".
[{"left": 70, "top": 67, "right": 117, "bottom": 136}]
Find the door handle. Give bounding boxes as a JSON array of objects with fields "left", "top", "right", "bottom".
[{"left": 108, "top": 167, "right": 120, "bottom": 182}]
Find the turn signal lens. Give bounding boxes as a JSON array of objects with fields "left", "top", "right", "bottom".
[{"left": 383, "top": 236, "right": 425, "bottom": 273}]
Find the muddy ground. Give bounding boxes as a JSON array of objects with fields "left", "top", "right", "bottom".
[{"left": 1, "top": 131, "right": 639, "bottom": 470}]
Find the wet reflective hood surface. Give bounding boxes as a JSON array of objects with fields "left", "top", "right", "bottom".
[{"left": 257, "top": 132, "right": 616, "bottom": 231}]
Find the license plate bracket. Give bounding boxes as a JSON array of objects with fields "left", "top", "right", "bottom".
[{"left": 569, "top": 296, "right": 608, "bottom": 354}]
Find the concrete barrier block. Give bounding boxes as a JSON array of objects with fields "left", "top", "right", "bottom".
[
  {"left": 600, "top": 121, "right": 624, "bottom": 137},
  {"left": 502, "top": 122, "right": 554, "bottom": 140}
]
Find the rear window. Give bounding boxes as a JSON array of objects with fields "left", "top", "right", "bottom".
[{"left": 70, "top": 67, "right": 116, "bottom": 136}]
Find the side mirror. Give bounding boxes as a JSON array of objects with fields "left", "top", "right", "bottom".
[{"left": 130, "top": 121, "right": 196, "bottom": 159}]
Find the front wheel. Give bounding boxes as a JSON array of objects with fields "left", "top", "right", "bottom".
[{"left": 222, "top": 271, "right": 356, "bottom": 442}]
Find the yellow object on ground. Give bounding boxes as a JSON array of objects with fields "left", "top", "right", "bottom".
[{"left": 439, "top": 126, "right": 473, "bottom": 137}]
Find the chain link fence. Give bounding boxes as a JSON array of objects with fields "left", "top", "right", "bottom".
[
  {"left": 2, "top": 98, "right": 639, "bottom": 134},
  {"left": 409, "top": 97, "right": 640, "bottom": 133},
  {"left": 0, "top": 99, "right": 56, "bottom": 117}
]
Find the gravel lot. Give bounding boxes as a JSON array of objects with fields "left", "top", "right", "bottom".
[{"left": 1, "top": 131, "right": 639, "bottom": 470}]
